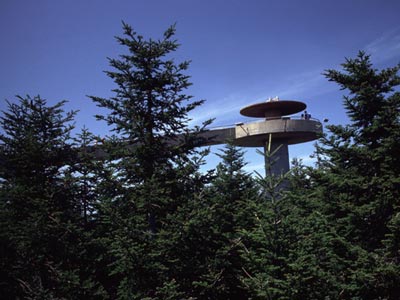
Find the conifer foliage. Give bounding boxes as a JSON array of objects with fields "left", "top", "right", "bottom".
[
  {"left": 1, "top": 24, "right": 400, "bottom": 299},
  {"left": 0, "top": 96, "right": 85, "bottom": 298},
  {"left": 191, "top": 143, "right": 258, "bottom": 299},
  {"left": 320, "top": 52, "right": 400, "bottom": 250},
  {"left": 88, "top": 23, "right": 212, "bottom": 298},
  {"left": 313, "top": 52, "right": 400, "bottom": 298}
]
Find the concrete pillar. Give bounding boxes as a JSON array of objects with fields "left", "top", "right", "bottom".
[{"left": 264, "top": 140, "right": 289, "bottom": 177}]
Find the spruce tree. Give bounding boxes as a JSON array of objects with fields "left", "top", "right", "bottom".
[
  {"left": 318, "top": 51, "right": 400, "bottom": 250},
  {"left": 181, "top": 143, "right": 258, "bottom": 299},
  {"left": 309, "top": 52, "right": 400, "bottom": 298},
  {"left": 88, "top": 22, "right": 212, "bottom": 298},
  {"left": 239, "top": 137, "right": 377, "bottom": 299},
  {"left": 238, "top": 137, "right": 293, "bottom": 299},
  {"left": 67, "top": 128, "right": 113, "bottom": 298},
  {"left": 282, "top": 160, "right": 376, "bottom": 299},
  {"left": 0, "top": 95, "right": 88, "bottom": 298}
]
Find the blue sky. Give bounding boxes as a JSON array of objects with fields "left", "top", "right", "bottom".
[{"left": 1, "top": 0, "right": 400, "bottom": 173}]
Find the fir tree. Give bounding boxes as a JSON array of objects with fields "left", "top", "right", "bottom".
[
  {"left": 238, "top": 136, "right": 293, "bottom": 299},
  {"left": 240, "top": 137, "right": 378, "bottom": 299},
  {"left": 180, "top": 143, "right": 258, "bottom": 299},
  {"left": 67, "top": 128, "right": 113, "bottom": 298},
  {"left": 309, "top": 52, "right": 400, "bottom": 298},
  {"left": 0, "top": 95, "right": 88, "bottom": 298},
  {"left": 88, "top": 22, "right": 212, "bottom": 298},
  {"left": 283, "top": 162, "right": 376, "bottom": 299},
  {"left": 318, "top": 51, "right": 400, "bottom": 250}
]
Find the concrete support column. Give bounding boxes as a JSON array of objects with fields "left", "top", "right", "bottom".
[{"left": 264, "top": 140, "right": 289, "bottom": 177}]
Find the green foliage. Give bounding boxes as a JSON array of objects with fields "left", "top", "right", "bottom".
[
  {"left": 238, "top": 137, "right": 294, "bottom": 300},
  {"left": 1, "top": 26, "right": 399, "bottom": 300},
  {"left": 88, "top": 22, "right": 213, "bottom": 298},
  {"left": 0, "top": 95, "right": 87, "bottom": 298},
  {"left": 186, "top": 143, "right": 258, "bottom": 299},
  {"left": 239, "top": 134, "right": 386, "bottom": 299},
  {"left": 318, "top": 52, "right": 400, "bottom": 249},
  {"left": 283, "top": 184, "right": 377, "bottom": 300},
  {"left": 308, "top": 51, "right": 400, "bottom": 298}
]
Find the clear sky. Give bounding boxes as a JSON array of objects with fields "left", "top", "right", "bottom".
[{"left": 1, "top": 0, "right": 400, "bottom": 173}]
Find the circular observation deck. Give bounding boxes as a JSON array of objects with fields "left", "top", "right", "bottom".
[
  {"left": 234, "top": 99, "right": 321, "bottom": 147},
  {"left": 240, "top": 100, "right": 306, "bottom": 118},
  {"left": 234, "top": 118, "right": 322, "bottom": 147}
]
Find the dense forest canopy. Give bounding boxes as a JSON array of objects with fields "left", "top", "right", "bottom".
[{"left": 1, "top": 23, "right": 399, "bottom": 299}]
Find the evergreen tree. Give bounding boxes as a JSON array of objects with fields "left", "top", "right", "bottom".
[
  {"left": 318, "top": 51, "right": 400, "bottom": 250},
  {"left": 71, "top": 128, "right": 101, "bottom": 226},
  {"left": 67, "top": 128, "right": 113, "bottom": 298},
  {"left": 309, "top": 52, "right": 400, "bottom": 298},
  {"left": 238, "top": 137, "right": 294, "bottom": 299},
  {"left": 179, "top": 143, "right": 258, "bottom": 299},
  {"left": 240, "top": 137, "right": 378, "bottom": 299},
  {"left": 0, "top": 95, "right": 88, "bottom": 298},
  {"left": 88, "top": 22, "right": 212, "bottom": 298},
  {"left": 283, "top": 160, "right": 376, "bottom": 299}
]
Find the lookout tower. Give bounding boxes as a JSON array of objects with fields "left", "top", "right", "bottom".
[
  {"left": 201, "top": 99, "right": 322, "bottom": 176},
  {"left": 85, "top": 98, "right": 322, "bottom": 176},
  {"left": 237, "top": 99, "right": 321, "bottom": 175}
]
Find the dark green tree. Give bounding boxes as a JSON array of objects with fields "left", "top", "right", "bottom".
[
  {"left": 177, "top": 143, "right": 258, "bottom": 299},
  {"left": 318, "top": 51, "right": 400, "bottom": 250},
  {"left": 238, "top": 137, "right": 294, "bottom": 299},
  {"left": 0, "top": 95, "right": 91, "bottom": 298},
  {"left": 88, "top": 23, "right": 212, "bottom": 298},
  {"left": 66, "top": 128, "right": 114, "bottom": 298},
  {"left": 308, "top": 52, "right": 400, "bottom": 298},
  {"left": 239, "top": 137, "right": 378, "bottom": 299},
  {"left": 283, "top": 160, "right": 377, "bottom": 299}
]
